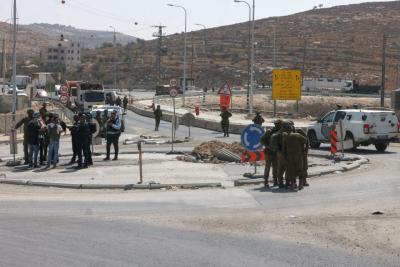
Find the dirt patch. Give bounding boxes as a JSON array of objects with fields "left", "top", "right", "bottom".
[
  {"left": 160, "top": 94, "right": 391, "bottom": 119},
  {"left": 178, "top": 140, "right": 244, "bottom": 163}
]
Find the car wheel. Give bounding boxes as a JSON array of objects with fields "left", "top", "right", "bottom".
[
  {"left": 375, "top": 143, "right": 388, "bottom": 152},
  {"left": 308, "top": 131, "right": 320, "bottom": 149},
  {"left": 345, "top": 132, "right": 357, "bottom": 151}
]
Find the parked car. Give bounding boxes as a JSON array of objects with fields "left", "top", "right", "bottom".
[
  {"left": 7, "top": 88, "right": 28, "bottom": 96},
  {"left": 307, "top": 108, "right": 400, "bottom": 151}
]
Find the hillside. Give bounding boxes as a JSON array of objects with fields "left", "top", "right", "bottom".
[
  {"left": 0, "top": 21, "right": 57, "bottom": 60},
  {"left": 24, "top": 23, "right": 138, "bottom": 48},
  {"left": 77, "top": 1, "right": 400, "bottom": 90}
]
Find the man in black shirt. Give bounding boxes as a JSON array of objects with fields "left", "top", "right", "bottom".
[{"left": 13, "top": 109, "right": 34, "bottom": 164}]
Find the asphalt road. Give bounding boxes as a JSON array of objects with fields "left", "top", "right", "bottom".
[
  {"left": 0, "top": 211, "right": 389, "bottom": 267},
  {"left": 124, "top": 109, "right": 240, "bottom": 142},
  {"left": 0, "top": 105, "right": 399, "bottom": 266},
  {"left": 0, "top": 145, "right": 399, "bottom": 266}
]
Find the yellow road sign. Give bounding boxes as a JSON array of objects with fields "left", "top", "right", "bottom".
[{"left": 272, "top": 70, "right": 302, "bottom": 100}]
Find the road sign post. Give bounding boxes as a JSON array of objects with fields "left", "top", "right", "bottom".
[
  {"left": 167, "top": 84, "right": 183, "bottom": 155},
  {"left": 241, "top": 124, "right": 265, "bottom": 176}
]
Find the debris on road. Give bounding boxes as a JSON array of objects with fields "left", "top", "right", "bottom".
[{"left": 177, "top": 141, "right": 244, "bottom": 163}]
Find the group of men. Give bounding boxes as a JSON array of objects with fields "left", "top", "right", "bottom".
[
  {"left": 69, "top": 109, "right": 122, "bottom": 168},
  {"left": 260, "top": 119, "right": 309, "bottom": 191},
  {"left": 14, "top": 103, "right": 66, "bottom": 168},
  {"left": 13, "top": 102, "right": 123, "bottom": 169}
]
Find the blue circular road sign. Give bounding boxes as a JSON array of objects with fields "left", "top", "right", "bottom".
[{"left": 241, "top": 124, "right": 265, "bottom": 151}]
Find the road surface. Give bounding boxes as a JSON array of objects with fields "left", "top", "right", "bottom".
[{"left": 0, "top": 144, "right": 399, "bottom": 266}]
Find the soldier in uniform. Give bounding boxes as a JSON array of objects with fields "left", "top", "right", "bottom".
[
  {"left": 283, "top": 126, "right": 308, "bottom": 190},
  {"left": 123, "top": 96, "right": 129, "bottom": 111},
  {"left": 220, "top": 106, "right": 232, "bottom": 137},
  {"left": 154, "top": 105, "right": 162, "bottom": 131},
  {"left": 270, "top": 120, "right": 286, "bottom": 188},
  {"left": 296, "top": 128, "right": 310, "bottom": 188},
  {"left": 68, "top": 114, "right": 80, "bottom": 164},
  {"left": 252, "top": 111, "right": 265, "bottom": 126},
  {"left": 76, "top": 114, "right": 91, "bottom": 168},
  {"left": 260, "top": 119, "right": 282, "bottom": 187}
]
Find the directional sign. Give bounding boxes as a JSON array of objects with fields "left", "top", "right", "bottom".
[
  {"left": 240, "top": 124, "right": 265, "bottom": 151},
  {"left": 272, "top": 69, "right": 302, "bottom": 100},
  {"left": 170, "top": 88, "right": 178, "bottom": 98},
  {"left": 181, "top": 113, "right": 196, "bottom": 127},
  {"left": 218, "top": 81, "right": 232, "bottom": 96}
]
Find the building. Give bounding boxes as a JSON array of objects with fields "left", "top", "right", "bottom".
[{"left": 43, "top": 39, "right": 81, "bottom": 69}]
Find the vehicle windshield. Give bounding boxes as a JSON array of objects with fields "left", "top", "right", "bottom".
[{"left": 84, "top": 91, "right": 105, "bottom": 102}]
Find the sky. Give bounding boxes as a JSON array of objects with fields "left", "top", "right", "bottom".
[{"left": 0, "top": 0, "right": 394, "bottom": 40}]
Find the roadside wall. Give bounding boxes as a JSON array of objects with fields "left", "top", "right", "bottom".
[{"left": 127, "top": 103, "right": 309, "bottom": 134}]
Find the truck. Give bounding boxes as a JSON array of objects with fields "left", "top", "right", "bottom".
[
  {"left": 302, "top": 77, "right": 354, "bottom": 92},
  {"left": 307, "top": 108, "right": 400, "bottom": 152},
  {"left": 75, "top": 82, "right": 105, "bottom": 112}
]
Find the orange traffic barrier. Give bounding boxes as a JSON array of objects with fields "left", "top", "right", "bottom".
[
  {"left": 330, "top": 125, "right": 338, "bottom": 155},
  {"left": 241, "top": 150, "right": 265, "bottom": 162}
]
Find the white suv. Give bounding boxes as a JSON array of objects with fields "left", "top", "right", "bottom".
[{"left": 308, "top": 109, "right": 400, "bottom": 152}]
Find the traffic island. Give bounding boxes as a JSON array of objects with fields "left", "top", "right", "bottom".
[{"left": 234, "top": 152, "right": 369, "bottom": 187}]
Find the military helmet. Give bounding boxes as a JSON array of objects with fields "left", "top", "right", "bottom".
[{"left": 273, "top": 119, "right": 283, "bottom": 125}]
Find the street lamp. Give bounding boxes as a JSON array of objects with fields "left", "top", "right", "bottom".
[
  {"left": 167, "top": 3, "right": 187, "bottom": 106},
  {"left": 1, "top": 18, "right": 12, "bottom": 94},
  {"left": 109, "top": 26, "right": 117, "bottom": 89},
  {"left": 194, "top": 23, "right": 207, "bottom": 50},
  {"left": 234, "top": 0, "right": 254, "bottom": 113}
]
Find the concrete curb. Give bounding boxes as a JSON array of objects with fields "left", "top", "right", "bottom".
[
  {"left": 234, "top": 155, "right": 369, "bottom": 187},
  {"left": 0, "top": 178, "right": 222, "bottom": 190}
]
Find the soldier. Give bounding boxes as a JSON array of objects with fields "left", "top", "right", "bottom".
[
  {"left": 76, "top": 114, "right": 91, "bottom": 168},
  {"left": 296, "top": 128, "right": 310, "bottom": 188},
  {"left": 115, "top": 96, "right": 122, "bottom": 107},
  {"left": 270, "top": 120, "right": 286, "bottom": 188},
  {"left": 13, "top": 109, "right": 34, "bottom": 164},
  {"left": 104, "top": 110, "right": 121, "bottom": 161},
  {"left": 220, "top": 106, "right": 232, "bottom": 137},
  {"left": 252, "top": 111, "right": 265, "bottom": 126},
  {"left": 123, "top": 96, "right": 129, "bottom": 111},
  {"left": 261, "top": 119, "right": 283, "bottom": 187},
  {"left": 68, "top": 114, "right": 80, "bottom": 164},
  {"left": 154, "top": 105, "right": 162, "bottom": 131},
  {"left": 283, "top": 126, "right": 308, "bottom": 190}
]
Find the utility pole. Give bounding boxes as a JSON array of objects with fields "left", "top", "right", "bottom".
[
  {"left": 381, "top": 34, "right": 386, "bottom": 107},
  {"left": 152, "top": 25, "right": 166, "bottom": 85},
  {"left": 1, "top": 37, "right": 5, "bottom": 93},
  {"left": 190, "top": 35, "right": 194, "bottom": 79},
  {"left": 273, "top": 24, "right": 277, "bottom": 117},
  {"left": 11, "top": 0, "right": 17, "bottom": 162},
  {"left": 249, "top": 0, "right": 255, "bottom": 114},
  {"left": 110, "top": 26, "right": 117, "bottom": 89}
]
